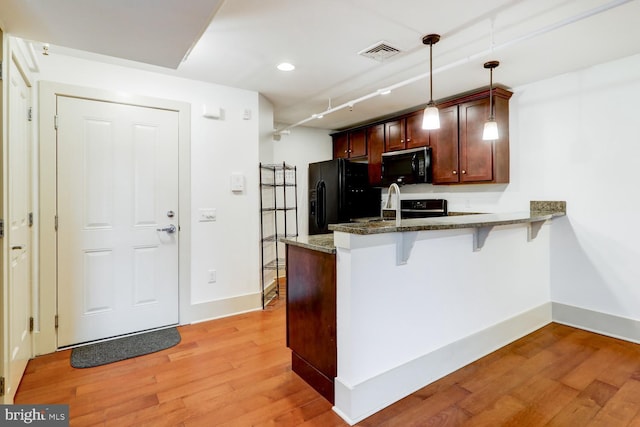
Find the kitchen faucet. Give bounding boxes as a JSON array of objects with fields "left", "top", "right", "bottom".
[{"left": 384, "top": 183, "right": 401, "bottom": 227}]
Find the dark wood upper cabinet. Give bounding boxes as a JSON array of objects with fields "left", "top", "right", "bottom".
[
  {"left": 333, "top": 133, "right": 349, "bottom": 159},
  {"left": 430, "top": 105, "right": 459, "bottom": 184},
  {"left": 333, "top": 129, "right": 367, "bottom": 159},
  {"left": 490, "top": 93, "right": 511, "bottom": 184},
  {"left": 332, "top": 87, "right": 512, "bottom": 186},
  {"left": 384, "top": 119, "right": 405, "bottom": 151},
  {"left": 459, "top": 98, "right": 494, "bottom": 183},
  {"left": 367, "top": 124, "right": 384, "bottom": 186},
  {"left": 384, "top": 111, "right": 429, "bottom": 152},
  {"left": 405, "top": 110, "right": 429, "bottom": 149},
  {"left": 431, "top": 88, "right": 512, "bottom": 185},
  {"left": 349, "top": 129, "right": 367, "bottom": 158}
]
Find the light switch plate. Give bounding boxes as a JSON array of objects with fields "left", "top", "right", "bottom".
[
  {"left": 230, "top": 173, "right": 245, "bottom": 192},
  {"left": 208, "top": 269, "right": 217, "bottom": 283},
  {"left": 199, "top": 208, "right": 216, "bottom": 222}
]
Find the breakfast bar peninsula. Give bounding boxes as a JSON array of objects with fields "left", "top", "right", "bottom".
[{"left": 282, "top": 201, "right": 566, "bottom": 425}]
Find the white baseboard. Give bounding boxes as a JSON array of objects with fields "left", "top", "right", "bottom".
[
  {"left": 333, "top": 302, "right": 552, "bottom": 425},
  {"left": 552, "top": 302, "right": 640, "bottom": 344},
  {"left": 185, "top": 292, "right": 262, "bottom": 324}
]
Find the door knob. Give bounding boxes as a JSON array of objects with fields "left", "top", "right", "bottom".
[{"left": 156, "top": 224, "right": 177, "bottom": 234}]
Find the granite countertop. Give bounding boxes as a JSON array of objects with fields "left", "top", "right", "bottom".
[
  {"left": 329, "top": 210, "right": 565, "bottom": 235},
  {"left": 280, "top": 233, "right": 336, "bottom": 254},
  {"left": 281, "top": 201, "right": 566, "bottom": 249}
]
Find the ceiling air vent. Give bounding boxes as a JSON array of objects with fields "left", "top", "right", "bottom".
[{"left": 358, "top": 41, "right": 401, "bottom": 62}]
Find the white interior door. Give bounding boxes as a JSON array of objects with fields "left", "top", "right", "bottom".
[
  {"left": 7, "top": 58, "right": 33, "bottom": 400},
  {"left": 57, "top": 96, "right": 179, "bottom": 347}
]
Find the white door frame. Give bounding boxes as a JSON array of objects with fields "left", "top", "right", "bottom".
[
  {"left": 1, "top": 36, "right": 35, "bottom": 404},
  {"left": 37, "top": 82, "right": 191, "bottom": 355}
]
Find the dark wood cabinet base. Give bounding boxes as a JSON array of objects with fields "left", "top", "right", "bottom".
[
  {"left": 286, "top": 244, "right": 337, "bottom": 405},
  {"left": 291, "top": 352, "right": 335, "bottom": 404}
]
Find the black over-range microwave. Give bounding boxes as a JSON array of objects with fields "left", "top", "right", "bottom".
[{"left": 381, "top": 146, "right": 432, "bottom": 185}]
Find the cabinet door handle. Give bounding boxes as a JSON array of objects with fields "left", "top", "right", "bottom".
[
  {"left": 462, "top": 170, "right": 466, "bottom": 174},
  {"left": 452, "top": 170, "right": 457, "bottom": 175}
]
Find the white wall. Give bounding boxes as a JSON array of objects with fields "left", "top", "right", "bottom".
[
  {"left": 514, "top": 53, "right": 640, "bottom": 323},
  {"left": 387, "top": 52, "right": 640, "bottom": 331},
  {"left": 36, "top": 52, "right": 265, "bottom": 322},
  {"left": 272, "top": 125, "right": 333, "bottom": 236},
  {"left": 333, "top": 225, "right": 552, "bottom": 423}
]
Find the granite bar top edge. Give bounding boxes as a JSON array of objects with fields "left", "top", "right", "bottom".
[
  {"left": 329, "top": 209, "right": 566, "bottom": 236},
  {"left": 279, "top": 234, "right": 336, "bottom": 254}
]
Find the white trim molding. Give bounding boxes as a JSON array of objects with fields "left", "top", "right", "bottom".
[
  {"left": 552, "top": 302, "right": 640, "bottom": 345},
  {"left": 37, "top": 81, "right": 191, "bottom": 355},
  {"left": 334, "top": 303, "right": 552, "bottom": 425}
]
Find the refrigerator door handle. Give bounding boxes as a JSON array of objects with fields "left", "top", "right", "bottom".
[{"left": 317, "top": 181, "right": 326, "bottom": 230}]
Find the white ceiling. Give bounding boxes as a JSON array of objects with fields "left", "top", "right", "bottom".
[
  {"left": 1, "top": 0, "right": 639, "bottom": 131},
  {"left": 0, "top": 0, "right": 224, "bottom": 68}
]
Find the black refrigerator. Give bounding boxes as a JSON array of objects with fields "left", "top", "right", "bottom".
[{"left": 308, "top": 159, "right": 381, "bottom": 235}]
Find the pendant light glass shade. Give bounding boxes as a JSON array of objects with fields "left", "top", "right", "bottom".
[
  {"left": 422, "top": 34, "right": 440, "bottom": 130},
  {"left": 482, "top": 60, "right": 500, "bottom": 141},
  {"left": 482, "top": 119, "right": 499, "bottom": 140},
  {"left": 422, "top": 103, "right": 440, "bottom": 129}
]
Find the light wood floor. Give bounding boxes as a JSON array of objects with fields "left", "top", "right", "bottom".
[{"left": 15, "top": 297, "right": 640, "bottom": 426}]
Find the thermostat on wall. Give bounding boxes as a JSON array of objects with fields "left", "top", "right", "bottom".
[{"left": 231, "top": 173, "right": 245, "bottom": 192}]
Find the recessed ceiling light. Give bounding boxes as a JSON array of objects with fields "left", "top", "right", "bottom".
[{"left": 277, "top": 62, "right": 295, "bottom": 71}]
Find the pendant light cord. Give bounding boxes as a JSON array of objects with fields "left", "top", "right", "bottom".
[
  {"left": 489, "top": 67, "right": 494, "bottom": 119},
  {"left": 429, "top": 43, "right": 434, "bottom": 103},
  {"left": 423, "top": 34, "right": 440, "bottom": 106}
]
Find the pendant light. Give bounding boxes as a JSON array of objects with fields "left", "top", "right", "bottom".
[
  {"left": 482, "top": 60, "right": 500, "bottom": 141},
  {"left": 421, "top": 34, "right": 440, "bottom": 130}
]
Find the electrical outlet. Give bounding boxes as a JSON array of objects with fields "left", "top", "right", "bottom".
[{"left": 208, "top": 269, "right": 217, "bottom": 283}]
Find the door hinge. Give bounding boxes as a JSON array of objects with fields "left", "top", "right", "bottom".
[
  {"left": 54, "top": 114, "right": 59, "bottom": 130},
  {"left": 0, "top": 219, "right": 3, "bottom": 238},
  {"left": 55, "top": 215, "right": 58, "bottom": 231},
  {"left": 55, "top": 315, "right": 59, "bottom": 329},
  {"left": 28, "top": 212, "right": 34, "bottom": 227},
  {"left": 0, "top": 377, "right": 4, "bottom": 397},
  {"left": 29, "top": 317, "right": 34, "bottom": 332},
  {"left": 0, "top": 60, "right": 3, "bottom": 80},
  {"left": 28, "top": 107, "right": 33, "bottom": 122}
]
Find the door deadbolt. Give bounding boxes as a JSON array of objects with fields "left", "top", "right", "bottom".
[{"left": 167, "top": 210, "right": 175, "bottom": 218}]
